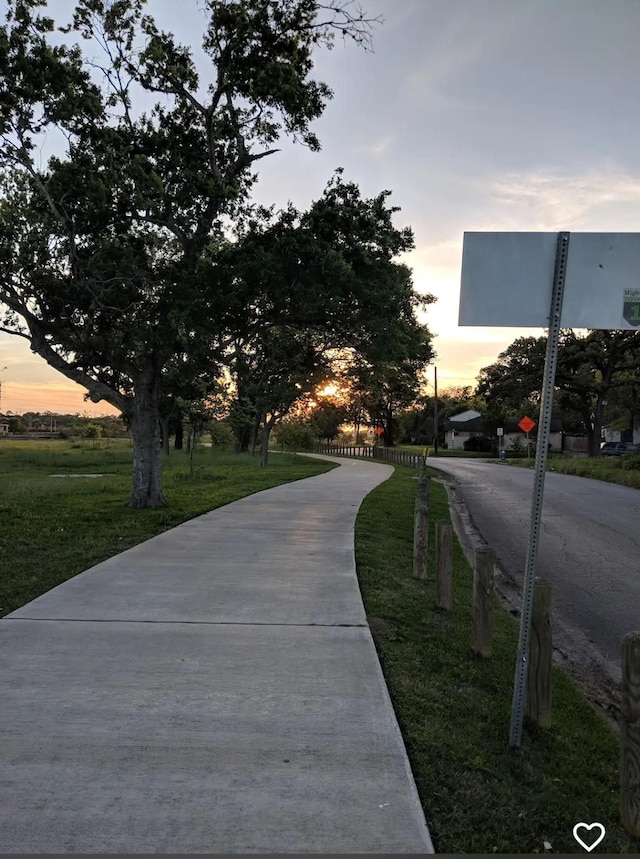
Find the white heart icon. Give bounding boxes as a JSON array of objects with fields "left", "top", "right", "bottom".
[{"left": 572, "top": 822, "right": 605, "bottom": 853}]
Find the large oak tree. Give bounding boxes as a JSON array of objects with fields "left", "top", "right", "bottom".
[
  {"left": 0, "top": 0, "right": 379, "bottom": 506},
  {"left": 217, "top": 171, "right": 432, "bottom": 456}
]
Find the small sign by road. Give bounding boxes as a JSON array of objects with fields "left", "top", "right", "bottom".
[
  {"left": 518, "top": 416, "right": 536, "bottom": 434},
  {"left": 374, "top": 427, "right": 384, "bottom": 436}
]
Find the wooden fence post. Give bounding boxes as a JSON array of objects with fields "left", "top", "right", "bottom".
[
  {"left": 435, "top": 521, "right": 453, "bottom": 611},
  {"left": 526, "top": 579, "right": 552, "bottom": 728},
  {"left": 413, "top": 472, "right": 430, "bottom": 581},
  {"left": 621, "top": 632, "right": 640, "bottom": 836},
  {"left": 418, "top": 458, "right": 427, "bottom": 485},
  {"left": 472, "top": 548, "right": 494, "bottom": 657}
]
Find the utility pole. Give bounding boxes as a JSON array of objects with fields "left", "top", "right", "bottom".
[
  {"left": 433, "top": 366, "right": 439, "bottom": 455},
  {"left": 0, "top": 367, "right": 7, "bottom": 415}
]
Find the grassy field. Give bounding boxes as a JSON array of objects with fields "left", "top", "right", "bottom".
[
  {"left": 355, "top": 464, "right": 638, "bottom": 855},
  {"left": 501, "top": 452, "right": 640, "bottom": 489},
  {"left": 0, "top": 439, "right": 336, "bottom": 617}
]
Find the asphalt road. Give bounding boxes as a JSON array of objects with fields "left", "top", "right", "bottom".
[{"left": 426, "top": 457, "right": 640, "bottom": 675}]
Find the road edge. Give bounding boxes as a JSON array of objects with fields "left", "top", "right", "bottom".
[{"left": 427, "top": 460, "right": 623, "bottom": 728}]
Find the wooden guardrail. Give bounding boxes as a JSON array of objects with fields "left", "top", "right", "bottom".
[
  {"left": 316, "top": 444, "right": 427, "bottom": 469},
  {"left": 621, "top": 632, "right": 640, "bottom": 836},
  {"left": 526, "top": 579, "right": 552, "bottom": 728},
  {"left": 472, "top": 547, "right": 495, "bottom": 658},
  {"left": 413, "top": 463, "right": 430, "bottom": 582}
]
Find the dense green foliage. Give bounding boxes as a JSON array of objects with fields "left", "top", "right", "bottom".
[
  {"left": 0, "top": 0, "right": 397, "bottom": 505},
  {"left": 477, "top": 331, "right": 640, "bottom": 455}
]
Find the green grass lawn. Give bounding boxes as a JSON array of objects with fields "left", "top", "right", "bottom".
[
  {"left": 355, "top": 463, "right": 639, "bottom": 854},
  {"left": 500, "top": 452, "right": 640, "bottom": 490},
  {"left": 0, "top": 439, "right": 336, "bottom": 617}
]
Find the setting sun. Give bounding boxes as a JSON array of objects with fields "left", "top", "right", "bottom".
[{"left": 316, "top": 383, "right": 338, "bottom": 398}]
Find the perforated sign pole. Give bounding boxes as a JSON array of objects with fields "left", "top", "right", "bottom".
[{"left": 508, "top": 232, "right": 570, "bottom": 748}]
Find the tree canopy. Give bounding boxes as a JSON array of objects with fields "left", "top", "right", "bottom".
[
  {"left": 0, "top": 0, "right": 384, "bottom": 505},
  {"left": 477, "top": 330, "right": 640, "bottom": 455}
]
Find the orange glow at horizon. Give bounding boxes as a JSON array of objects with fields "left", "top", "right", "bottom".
[
  {"left": 316, "top": 383, "right": 339, "bottom": 398},
  {"left": 0, "top": 380, "right": 120, "bottom": 417}
]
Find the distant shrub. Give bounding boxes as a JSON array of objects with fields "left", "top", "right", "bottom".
[
  {"left": 209, "top": 421, "right": 235, "bottom": 450},
  {"left": 82, "top": 423, "right": 102, "bottom": 439},
  {"left": 273, "top": 419, "right": 318, "bottom": 452},
  {"left": 463, "top": 435, "right": 494, "bottom": 452},
  {"left": 620, "top": 453, "right": 640, "bottom": 471}
]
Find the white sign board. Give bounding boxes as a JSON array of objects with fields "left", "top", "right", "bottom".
[
  {"left": 459, "top": 232, "right": 640, "bottom": 329},
  {"left": 497, "top": 427, "right": 504, "bottom": 436}
]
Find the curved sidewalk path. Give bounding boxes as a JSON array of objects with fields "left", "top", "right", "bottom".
[{"left": 1, "top": 456, "right": 434, "bottom": 854}]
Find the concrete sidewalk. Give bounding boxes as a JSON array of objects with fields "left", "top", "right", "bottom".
[{"left": 0, "top": 456, "right": 434, "bottom": 854}]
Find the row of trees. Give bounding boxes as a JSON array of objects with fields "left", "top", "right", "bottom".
[
  {"left": 387, "top": 331, "right": 640, "bottom": 455},
  {"left": 476, "top": 330, "right": 640, "bottom": 456},
  {"left": 281, "top": 329, "right": 640, "bottom": 454},
  {"left": 0, "top": 0, "right": 434, "bottom": 505},
  {"left": 1, "top": 411, "right": 128, "bottom": 437}
]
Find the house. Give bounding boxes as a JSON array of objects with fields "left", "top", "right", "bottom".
[
  {"left": 601, "top": 426, "right": 640, "bottom": 445},
  {"left": 446, "top": 409, "right": 483, "bottom": 450},
  {"left": 445, "top": 410, "right": 563, "bottom": 452},
  {"left": 0, "top": 423, "right": 8, "bottom": 437}
]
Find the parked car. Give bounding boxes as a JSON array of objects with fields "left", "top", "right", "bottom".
[{"left": 600, "top": 442, "right": 639, "bottom": 456}]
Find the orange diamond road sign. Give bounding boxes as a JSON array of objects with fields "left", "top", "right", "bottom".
[
  {"left": 518, "top": 415, "right": 536, "bottom": 434},
  {"left": 374, "top": 427, "right": 384, "bottom": 436}
]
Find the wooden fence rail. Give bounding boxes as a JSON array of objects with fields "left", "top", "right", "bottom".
[
  {"left": 412, "top": 467, "right": 430, "bottom": 581},
  {"left": 526, "top": 579, "right": 552, "bottom": 728},
  {"left": 435, "top": 520, "right": 453, "bottom": 611},
  {"left": 621, "top": 632, "right": 640, "bottom": 836},
  {"left": 316, "top": 444, "right": 427, "bottom": 470},
  {"left": 472, "top": 547, "right": 495, "bottom": 658}
]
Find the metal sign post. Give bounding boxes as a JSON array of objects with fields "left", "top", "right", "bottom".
[
  {"left": 459, "top": 228, "right": 639, "bottom": 748},
  {"left": 508, "top": 232, "right": 570, "bottom": 748}
]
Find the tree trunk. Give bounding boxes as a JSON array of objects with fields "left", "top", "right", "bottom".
[
  {"left": 172, "top": 409, "right": 184, "bottom": 450},
  {"left": 190, "top": 431, "right": 198, "bottom": 479},
  {"left": 128, "top": 379, "right": 166, "bottom": 508},
  {"left": 174, "top": 421, "right": 183, "bottom": 450},
  {"left": 250, "top": 412, "right": 261, "bottom": 457},
  {"left": 159, "top": 415, "right": 170, "bottom": 457},
  {"left": 383, "top": 402, "right": 394, "bottom": 447},
  {"left": 629, "top": 387, "right": 638, "bottom": 438},
  {"left": 260, "top": 416, "right": 274, "bottom": 466},
  {"left": 588, "top": 395, "right": 606, "bottom": 456}
]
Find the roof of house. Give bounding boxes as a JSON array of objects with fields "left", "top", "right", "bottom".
[
  {"left": 448, "top": 409, "right": 482, "bottom": 423},
  {"left": 446, "top": 416, "right": 484, "bottom": 432}
]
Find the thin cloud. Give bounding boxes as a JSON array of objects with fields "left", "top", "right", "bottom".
[
  {"left": 478, "top": 167, "right": 640, "bottom": 231},
  {"left": 354, "top": 136, "right": 396, "bottom": 158}
]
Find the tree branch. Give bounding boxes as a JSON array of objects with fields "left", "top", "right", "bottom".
[
  {"left": 22, "top": 315, "right": 128, "bottom": 412},
  {"left": 0, "top": 325, "right": 31, "bottom": 341}
]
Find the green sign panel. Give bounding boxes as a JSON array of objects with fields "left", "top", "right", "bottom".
[{"left": 623, "top": 289, "right": 640, "bottom": 326}]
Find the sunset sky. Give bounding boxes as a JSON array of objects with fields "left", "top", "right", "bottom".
[{"left": 1, "top": 0, "right": 640, "bottom": 415}]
